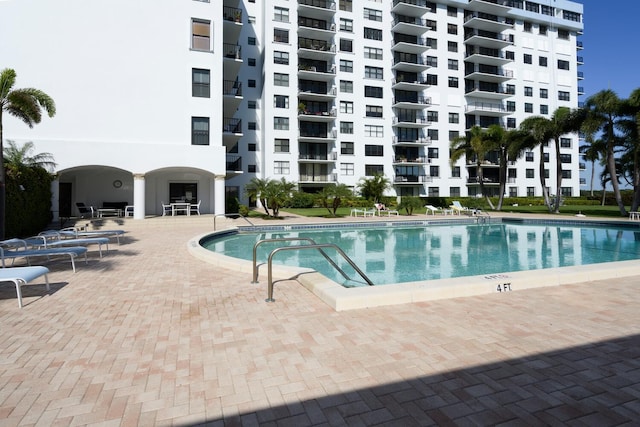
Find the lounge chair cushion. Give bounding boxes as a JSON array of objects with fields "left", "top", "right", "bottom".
[{"left": 0, "top": 266, "right": 50, "bottom": 308}]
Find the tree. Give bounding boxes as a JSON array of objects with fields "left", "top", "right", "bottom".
[
  {"left": 4, "top": 140, "right": 56, "bottom": 173},
  {"left": 397, "top": 196, "right": 423, "bottom": 215},
  {"left": 621, "top": 87, "right": 640, "bottom": 211},
  {"left": 579, "top": 135, "right": 606, "bottom": 197},
  {"left": 520, "top": 116, "right": 554, "bottom": 212},
  {"left": 245, "top": 177, "right": 296, "bottom": 218},
  {"left": 580, "top": 90, "right": 626, "bottom": 215},
  {"left": 0, "top": 68, "right": 56, "bottom": 239},
  {"left": 356, "top": 174, "right": 390, "bottom": 202},
  {"left": 450, "top": 126, "right": 497, "bottom": 209},
  {"left": 245, "top": 177, "right": 271, "bottom": 216},
  {"left": 318, "top": 184, "right": 353, "bottom": 217}
]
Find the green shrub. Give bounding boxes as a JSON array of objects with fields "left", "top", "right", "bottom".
[
  {"left": 287, "top": 191, "right": 316, "bottom": 208},
  {"left": 238, "top": 204, "right": 250, "bottom": 217},
  {"left": 6, "top": 166, "right": 53, "bottom": 238}
]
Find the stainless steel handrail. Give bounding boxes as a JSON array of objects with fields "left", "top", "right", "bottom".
[
  {"left": 252, "top": 237, "right": 348, "bottom": 284},
  {"left": 265, "top": 243, "right": 374, "bottom": 302},
  {"left": 213, "top": 213, "right": 254, "bottom": 230}
]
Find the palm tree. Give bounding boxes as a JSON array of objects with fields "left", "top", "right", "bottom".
[
  {"left": 580, "top": 90, "right": 626, "bottom": 215},
  {"left": 319, "top": 183, "right": 353, "bottom": 216},
  {"left": 356, "top": 174, "right": 390, "bottom": 203},
  {"left": 4, "top": 140, "right": 56, "bottom": 173},
  {"left": 579, "top": 135, "right": 605, "bottom": 197},
  {"left": 245, "top": 177, "right": 271, "bottom": 216},
  {"left": 0, "top": 68, "right": 56, "bottom": 238},
  {"left": 622, "top": 87, "right": 640, "bottom": 211},
  {"left": 520, "top": 116, "right": 554, "bottom": 212},
  {"left": 450, "top": 126, "right": 497, "bottom": 209},
  {"left": 547, "top": 107, "right": 582, "bottom": 213}
]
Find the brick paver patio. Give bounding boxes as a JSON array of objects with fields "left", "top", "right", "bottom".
[{"left": 1, "top": 215, "right": 639, "bottom": 426}]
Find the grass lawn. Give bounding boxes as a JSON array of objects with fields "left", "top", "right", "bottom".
[{"left": 279, "top": 205, "right": 631, "bottom": 219}]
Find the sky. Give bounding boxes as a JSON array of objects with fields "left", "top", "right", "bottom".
[{"left": 576, "top": 0, "right": 640, "bottom": 100}]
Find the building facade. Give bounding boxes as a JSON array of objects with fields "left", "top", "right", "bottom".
[{"left": 0, "top": 0, "right": 584, "bottom": 219}]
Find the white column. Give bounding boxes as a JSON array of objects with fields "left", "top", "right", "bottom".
[
  {"left": 214, "top": 174, "right": 225, "bottom": 215},
  {"left": 50, "top": 177, "right": 60, "bottom": 223},
  {"left": 133, "top": 174, "right": 146, "bottom": 220}
]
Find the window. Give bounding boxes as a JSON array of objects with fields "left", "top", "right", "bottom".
[
  {"left": 365, "top": 145, "right": 383, "bottom": 156},
  {"left": 366, "top": 105, "right": 383, "bottom": 118},
  {"left": 426, "top": 20, "right": 437, "bottom": 31},
  {"left": 542, "top": 5, "right": 554, "bottom": 16},
  {"left": 340, "top": 122, "right": 354, "bottom": 134},
  {"left": 447, "top": 6, "right": 457, "bottom": 17},
  {"left": 557, "top": 60, "right": 570, "bottom": 70},
  {"left": 191, "top": 19, "right": 210, "bottom": 51},
  {"left": 560, "top": 138, "right": 571, "bottom": 148},
  {"left": 191, "top": 117, "right": 209, "bottom": 145},
  {"left": 365, "top": 125, "right": 384, "bottom": 137},
  {"left": 526, "top": 2, "right": 539, "bottom": 12},
  {"left": 544, "top": 169, "right": 549, "bottom": 178},
  {"left": 364, "top": 47, "right": 383, "bottom": 60},
  {"left": 558, "top": 91, "right": 570, "bottom": 101},
  {"left": 364, "top": 27, "right": 383, "bottom": 41},
  {"left": 448, "top": 59, "right": 458, "bottom": 70},
  {"left": 365, "top": 86, "right": 383, "bottom": 98},
  {"left": 340, "top": 101, "right": 354, "bottom": 114},
  {"left": 340, "top": 59, "right": 353, "bottom": 72},
  {"left": 341, "top": 142, "right": 354, "bottom": 155},
  {"left": 340, "top": 80, "right": 353, "bottom": 93},
  {"left": 526, "top": 169, "right": 534, "bottom": 178},
  {"left": 507, "top": 118, "right": 516, "bottom": 129},
  {"left": 558, "top": 29, "right": 570, "bottom": 40},
  {"left": 524, "top": 21, "right": 532, "bottom": 32},
  {"left": 273, "top": 28, "right": 289, "bottom": 43},
  {"left": 274, "top": 161, "right": 290, "bottom": 175},
  {"left": 562, "top": 170, "right": 572, "bottom": 179},
  {"left": 447, "top": 24, "right": 457, "bottom": 35},
  {"left": 427, "top": 129, "right": 439, "bottom": 141},
  {"left": 274, "top": 117, "right": 289, "bottom": 130},
  {"left": 365, "top": 66, "right": 383, "bottom": 79},
  {"left": 524, "top": 54, "right": 532, "bottom": 64},
  {"left": 274, "top": 95, "right": 289, "bottom": 108},
  {"left": 505, "top": 51, "right": 515, "bottom": 60},
  {"left": 274, "top": 73, "right": 289, "bottom": 86},
  {"left": 539, "top": 56, "right": 547, "bottom": 67},
  {"left": 339, "top": 0, "right": 352, "bottom": 12},
  {"left": 449, "top": 130, "right": 459, "bottom": 141},
  {"left": 428, "top": 147, "right": 439, "bottom": 159},
  {"left": 341, "top": 163, "right": 354, "bottom": 176},
  {"left": 427, "top": 111, "right": 438, "bottom": 122},
  {"left": 540, "top": 88, "right": 548, "bottom": 98},
  {"left": 525, "top": 103, "right": 533, "bottom": 113},
  {"left": 248, "top": 79, "right": 256, "bottom": 88},
  {"left": 448, "top": 77, "right": 458, "bottom": 88},
  {"left": 429, "top": 166, "right": 439, "bottom": 178},
  {"left": 248, "top": 165, "right": 256, "bottom": 173},
  {"left": 363, "top": 8, "right": 382, "bottom": 21},
  {"left": 365, "top": 165, "right": 384, "bottom": 176},
  {"left": 539, "top": 25, "right": 547, "bottom": 35},
  {"left": 426, "top": 74, "right": 438, "bottom": 85},
  {"left": 248, "top": 58, "right": 256, "bottom": 66},
  {"left": 540, "top": 104, "right": 548, "bottom": 115},
  {"left": 340, "top": 18, "right": 353, "bottom": 32},
  {"left": 543, "top": 153, "right": 550, "bottom": 162},
  {"left": 527, "top": 187, "right": 535, "bottom": 197},
  {"left": 426, "top": 38, "right": 437, "bottom": 49},
  {"left": 448, "top": 41, "right": 458, "bottom": 52},
  {"left": 274, "top": 139, "right": 289, "bottom": 153},
  {"left": 447, "top": 113, "right": 459, "bottom": 124},
  {"left": 563, "top": 11, "right": 580, "bottom": 22},
  {"left": 248, "top": 142, "right": 256, "bottom": 151},
  {"left": 248, "top": 100, "right": 257, "bottom": 109},
  {"left": 248, "top": 122, "right": 257, "bottom": 131},
  {"left": 525, "top": 151, "right": 534, "bottom": 162},
  {"left": 274, "top": 6, "right": 289, "bottom": 22},
  {"left": 560, "top": 154, "right": 572, "bottom": 163},
  {"left": 248, "top": 37, "right": 256, "bottom": 46},
  {"left": 192, "top": 68, "right": 210, "bottom": 97},
  {"left": 274, "top": 51, "right": 289, "bottom": 65},
  {"left": 524, "top": 86, "right": 533, "bottom": 96},
  {"left": 506, "top": 101, "right": 516, "bottom": 112},
  {"left": 340, "top": 38, "right": 353, "bottom": 52}
]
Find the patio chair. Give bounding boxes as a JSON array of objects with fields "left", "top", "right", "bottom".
[
  {"left": 59, "top": 227, "right": 126, "bottom": 245},
  {"left": 0, "top": 239, "right": 88, "bottom": 273},
  {"left": 190, "top": 200, "right": 201, "bottom": 215},
  {"left": 425, "top": 205, "right": 442, "bottom": 215},
  {"left": 450, "top": 201, "right": 470, "bottom": 215},
  {"left": 0, "top": 266, "right": 50, "bottom": 308},
  {"left": 76, "top": 202, "right": 95, "bottom": 218},
  {"left": 161, "top": 201, "right": 171, "bottom": 216},
  {"left": 374, "top": 203, "right": 399, "bottom": 217},
  {"left": 30, "top": 231, "right": 110, "bottom": 258}
]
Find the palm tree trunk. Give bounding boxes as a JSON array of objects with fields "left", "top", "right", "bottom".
[
  {"left": 496, "top": 153, "right": 506, "bottom": 211},
  {"left": 0, "top": 112, "right": 5, "bottom": 239},
  {"left": 539, "top": 144, "right": 551, "bottom": 212},
  {"left": 554, "top": 138, "right": 563, "bottom": 213},
  {"left": 606, "top": 145, "right": 626, "bottom": 215},
  {"left": 589, "top": 160, "right": 595, "bottom": 197}
]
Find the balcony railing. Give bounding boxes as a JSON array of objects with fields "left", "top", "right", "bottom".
[
  {"left": 299, "top": 173, "right": 337, "bottom": 182},
  {"left": 223, "top": 117, "right": 242, "bottom": 133},
  {"left": 226, "top": 155, "right": 242, "bottom": 171},
  {"left": 464, "top": 30, "right": 512, "bottom": 44},
  {"left": 298, "top": 0, "right": 336, "bottom": 10},
  {"left": 223, "top": 6, "right": 242, "bottom": 23},
  {"left": 223, "top": 43, "right": 241, "bottom": 59},
  {"left": 393, "top": 96, "right": 431, "bottom": 105},
  {"left": 394, "top": 175, "right": 429, "bottom": 183},
  {"left": 298, "top": 37, "right": 336, "bottom": 52},
  {"left": 223, "top": 80, "right": 242, "bottom": 97}
]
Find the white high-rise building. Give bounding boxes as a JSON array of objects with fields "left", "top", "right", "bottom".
[{"left": 0, "top": 0, "right": 584, "bottom": 218}]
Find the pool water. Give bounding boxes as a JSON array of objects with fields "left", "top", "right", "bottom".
[{"left": 201, "top": 222, "right": 640, "bottom": 287}]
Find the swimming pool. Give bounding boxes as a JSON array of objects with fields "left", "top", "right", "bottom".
[
  {"left": 191, "top": 218, "right": 640, "bottom": 310},
  {"left": 201, "top": 219, "right": 640, "bottom": 286}
]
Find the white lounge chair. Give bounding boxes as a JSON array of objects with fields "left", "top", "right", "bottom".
[
  {"left": 425, "top": 205, "right": 442, "bottom": 215},
  {"left": 0, "top": 239, "right": 88, "bottom": 272},
  {"left": 59, "top": 227, "right": 126, "bottom": 245},
  {"left": 161, "top": 201, "right": 171, "bottom": 216},
  {"left": 0, "top": 266, "right": 50, "bottom": 308},
  {"left": 350, "top": 208, "right": 374, "bottom": 217},
  {"left": 450, "top": 201, "right": 470, "bottom": 215},
  {"left": 374, "top": 203, "right": 399, "bottom": 216},
  {"left": 190, "top": 200, "right": 201, "bottom": 215},
  {"left": 29, "top": 231, "right": 110, "bottom": 258}
]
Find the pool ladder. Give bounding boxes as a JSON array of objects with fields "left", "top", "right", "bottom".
[
  {"left": 213, "top": 213, "right": 254, "bottom": 230},
  {"left": 251, "top": 238, "right": 374, "bottom": 302}
]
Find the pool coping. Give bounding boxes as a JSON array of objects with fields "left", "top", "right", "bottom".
[{"left": 188, "top": 218, "right": 640, "bottom": 311}]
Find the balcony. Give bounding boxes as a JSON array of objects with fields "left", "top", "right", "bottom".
[
  {"left": 298, "top": 152, "right": 337, "bottom": 163},
  {"left": 298, "top": 109, "right": 337, "bottom": 122},
  {"left": 577, "top": 56, "right": 584, "bottom": 65},
  {"left": 298, "top": 16, "right": 336, "bottom": 39},
  {"left": 391, "top": 15, "right": 431, "bottom": 36},
  {"left": 392, "top": 76, "right": 430, "bottom": 91},
  {"left": 392, "top": 54, "right": 430, "bottom": 73},
  {"left": 223, "top": 43, "right": 242, "bottom": 79},
  {"left": 393, "top": 95, "right": 431, "bottom": 109},
  {"left": 392, "top": 0, "right": 429, "bottom": 17},
  {"left": 223, "top": 6, "right": 242, "bottom": 43},
  {"left": 579, "top": 163, "right": 586, "bottom": 170},
  {"left": 465, "top": 65, "right": 513, "bottom": 83},
  {"left": 298, "top": 129, "right": 337, "bottom": 142},
  {"left": 393, "top": 156, "right": 429, "bottom": 165},
  {"left": 464, "top": 29, "right": 512, "bottom": 49},
  {"left": 465, "top": 0, "right": 510, "bottom": 15},
  {"left": 223, "top": 80, "right": 242, "bottom": 111},
  {"left": 465, "top": 46, "right": 511, "bottom": 66},
  {"left": 299, "top": 173, "right": 338, "bottom": 183},
  {"left": 226, "top": 155, "right": 242, "bottom": 173},
  {"left": 392, "top": 34, "right": 431, "bottom": 55},
  {"left": 298, "top": 37, "right": 336, "bottom": 60},
  {"left": 578, "top": 86, "right": 584, "bottom": 95},
  {"left": 392, "top": 136, "right": 431, "bottom": 146},
  {"left": 298, "top": 84, "right": 337, "bottom": 101},
  {"left": 297, "top": 62, "right": 336, "bottom": 82},
  {"left": 577, "top": 40, "right": 584, "bottom": 50},
  {"left": 577, "top": 71, "right": 584, "bottom": 80},
  {"left": 392, "top": 115, "right": 431, "bottom": 128},
  {"left": 465, "top": 101, "right": 510, "bottom": 116},
  {"left": 223, "top": 117, "right": 242, "bottom": 134},
  {"left": 394, "top": 175, "right": 431, "bottom": 184},
  {"left": 298, "top": 0, "right": 336, "bottom": 21},
  {"left": 463, "top": 12, "right": 512, "bottom": 32},
  {"left": 465, "top": 84, "right": 513, "bottom": 100}
]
